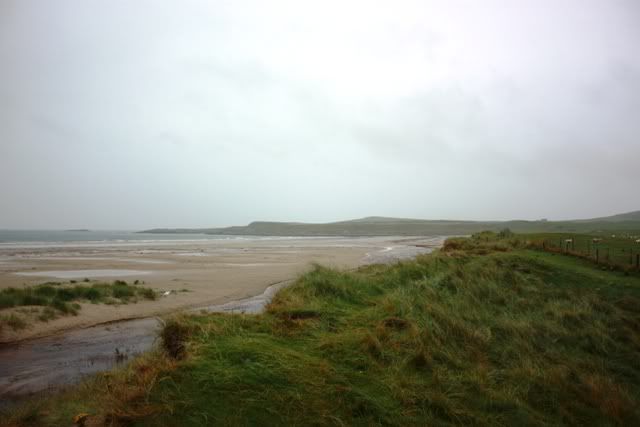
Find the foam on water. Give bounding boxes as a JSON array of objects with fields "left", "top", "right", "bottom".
[{"left": 14, "top": 269, "right": 152, "bottom": 279}]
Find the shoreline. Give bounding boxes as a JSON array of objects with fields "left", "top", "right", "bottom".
[
  {"left": 0, "top": 236, "right": 444, "bottom": 343},
  {"left": 0, "top": 276, "right": 296, "bottom": 347}
]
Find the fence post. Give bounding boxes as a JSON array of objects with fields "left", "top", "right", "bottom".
[
  {"left": 596, "top": 248, "right": 599, "bottom": 264},
  {"left": 636, "top": 253, "right": 639, "bottom": 269}
]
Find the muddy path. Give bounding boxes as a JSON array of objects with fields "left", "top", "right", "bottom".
[{"left": 0, "top": 239, "right": 442, "bottom": 404}]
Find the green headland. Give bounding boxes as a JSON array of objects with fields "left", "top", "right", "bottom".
[{"left": 141, "top": 210, "right": 640, "bottom": 236}]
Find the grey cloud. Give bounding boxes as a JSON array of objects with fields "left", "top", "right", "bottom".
[{"left": 0, "top": 0, "right": 639, "bottom": 228}]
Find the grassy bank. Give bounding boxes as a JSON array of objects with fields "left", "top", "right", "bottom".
[
  {"left": 4, "top": 234, "right": 640, "bottom": 426},
  {"left": 522, "top": 232, "right": 640, "bottom": 270},
  {"left": 0, "top": 280, "right": 156, "bottom": 333}
]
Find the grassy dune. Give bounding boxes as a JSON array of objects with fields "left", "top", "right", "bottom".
[
  {"left": 4, "top": 234, "right": 640, "bottom": 426},
  {"left": 0, "top": 281, "right": 156, "bottom": 333}
]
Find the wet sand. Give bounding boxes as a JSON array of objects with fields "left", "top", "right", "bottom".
[{"left": 0, "top": 236, "right": 443, "bottom": 343}]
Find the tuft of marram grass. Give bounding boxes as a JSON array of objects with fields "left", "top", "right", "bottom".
[{"left": 0, "top": 281, "right": 157, "bottom": 330}]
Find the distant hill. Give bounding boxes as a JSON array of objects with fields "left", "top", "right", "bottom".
[
  {"left": 140, "top": 211, "right": 640, "bottom": 236},
  {"left": 577, "top": 210, "right": 640, "bottom": 223}
]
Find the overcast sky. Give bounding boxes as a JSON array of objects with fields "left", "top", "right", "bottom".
[{"left": 1, "top": 0, "right": 639, "bottom": 229}]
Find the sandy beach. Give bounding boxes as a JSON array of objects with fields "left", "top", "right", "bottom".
[{"left": 0, "top": 236, "right": 443, "bottom": 342}]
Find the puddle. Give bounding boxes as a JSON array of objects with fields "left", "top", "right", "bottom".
[
  {"left": 0, "top": 317, "right": 160, "bottom": 405},
  {"left": 112, "top": 258, "right": 171, "bottom": 265},
  {"left": 362, "top": 247, "right": 426, "bottom": 264},
  {"left": 176, "top": 252, "right": 209, "bottom": 257},
  {"left": 30, "top": 257, "right": 171, "bottom": 265},
  {"left": 13, "top": 269, "right": 153, "bottom": 279},
  {"left": 196, "top": 280, "right": 291, "bottom": 315},
  {"left": 220, "top": 263, "right": 272, "bottom": 267},
  {"left": 361, "top": 239, "right": 443, "bottom": 265}
]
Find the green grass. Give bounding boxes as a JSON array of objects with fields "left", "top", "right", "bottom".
[
  {"left": 0, "top": 313, "right": 28, "bottom": 331},
  {"left": 522, "top": 232, "right": 640, "bottom": 268},
  {"left": 4, "top": 235, "right": 640, "bottom": 426},
  {"left": 0, "top": 280, "right": 157, "bottom": 330}
]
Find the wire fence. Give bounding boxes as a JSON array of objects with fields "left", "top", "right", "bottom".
[{"left": 534, "top": 236, "right": 640, "bottom": 271}]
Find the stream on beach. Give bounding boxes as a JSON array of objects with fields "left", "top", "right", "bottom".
[{"left": 0, "top": 241, "right": 440, "bottom": 405}]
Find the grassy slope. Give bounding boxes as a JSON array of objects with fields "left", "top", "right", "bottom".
[
  {"left": 521, "top": 232, "right": 640, "bottom": 269},
  {"left": 5, "top": 236, "right": 640, "bottom": 426}
]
